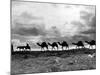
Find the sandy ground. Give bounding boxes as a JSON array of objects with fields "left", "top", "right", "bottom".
[{"left": 11, "top": 52, "right": 96, "bottom": 74}]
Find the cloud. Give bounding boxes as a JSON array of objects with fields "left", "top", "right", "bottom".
[
  {"left": 11, "top": 34, "right": 28, "bottom": 42},
  {"left": 46, "top": 26, "right": 61, "bottom": 37},
  {"left": 80, "top": 11, "right": 93, "bottom": 21},
  {"left": 81, "top": 29, "right": 96, "bottom": 35},
  {"left": 12, "top": 11, "right": 44, "bottom": 29},
  {"left": 13, "top": 27, "right": 46, "bottom": 36},
  {"left": 71, "top": 35, "right": 91, "bottom": 42},
  {"left": 90, "top": 16, "right": 96, "bottom": 28},
  {"left": 80, "top": 10, "right": 95, "bottom": 26},
  {"left": 20, "top": 12, "right": 42, "bottom": 20},
  {"left": 71, "top": 21, "right": 86, "bottom": 31}
]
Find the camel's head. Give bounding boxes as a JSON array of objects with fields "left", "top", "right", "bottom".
[
  {"left": 26, "top": 43, "right": 30, "bottom": 46},
  {"left": 36, "top": 42, "right": 38, "bottom": 44},
  {"left": 85, "top": 41, "right": 89, "bottom": 43},
  {"left": 91, "top": 40, "right": 95, "bottom": 43}
]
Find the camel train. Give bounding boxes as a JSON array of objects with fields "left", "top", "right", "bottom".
[
  {"left": 13, "top": 40, "right": 96, "bottom": 51},
  {"left": 36, "top": 40, "right": 96, "bottom": 51}
]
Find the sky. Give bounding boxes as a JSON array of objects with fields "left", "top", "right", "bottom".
[{"left": 11, "top": 1, "right": 96, "bottom": 49}]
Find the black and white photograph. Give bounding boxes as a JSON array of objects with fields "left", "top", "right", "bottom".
[{"left": 11, "top": 0, "right": 96, "bottom": 74}]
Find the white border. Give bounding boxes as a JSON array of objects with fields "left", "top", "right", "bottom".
[{"left": 0, "top": 0, "right": 99, "bottom": 75}]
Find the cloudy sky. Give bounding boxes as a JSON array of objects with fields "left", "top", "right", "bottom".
[{"left": 11, "top": 1, "right": 96, "bottom": 49}]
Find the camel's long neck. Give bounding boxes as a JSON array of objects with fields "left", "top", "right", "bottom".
[
  {"left": 26, "top": 44, "right": 30, "bottom": 48},
  {"left": 85, "top": 41, "right": 90, "bottom": 44},
  {"left": 58, "top": 42, "right": 62, "bottom": 45},
  {"left": 26, "top": 44, "right": 29, "bottom": 47},
  {"left": 72, "top": 43, "right": 77, "bottom": 45},
  {"left": 11, "top": 44, "right": 13, "bottom": 51},
  {"left": 11, "top": 44, "right": 13, "bottom": 47},
  {"left": 48, "top": 43, "right": 52, "bottom": 46},
  {"left": 37, "top": 43, "right": 41, "bottom": 46}
]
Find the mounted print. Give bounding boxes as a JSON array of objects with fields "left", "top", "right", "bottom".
[{"left": 11, "top": 0, "right": 96, "bottom": 75}]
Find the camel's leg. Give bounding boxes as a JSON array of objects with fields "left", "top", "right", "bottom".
[
  {"left": 22, "top": 49, "right": 23, "bottom": 51},
  {"left": 19, "top": 48, "right": 23, "bottom": 51},
  {"left": 66, "top": 47, "right": 67, "bottom": 50},
  {"left": 54, "top": 47, "right": 56, "bottom": 51},
  {"left": 52, "top": 47, "right": 53, "bottom": 51},
  {"left": 62, "top": 46, "right": 63, "bottom": 51},
  {"left": 65, "top": 47, "right": 66, "bottom": 50},
  {"left": 41, "top": 48, "right": 42, "bottom": 51},
  {"left": 79, "top": 46, "right": 81, "bottom": 49},
  {"left": 43, "top": 48, "right": 45, "bottom": 51},
  {"left": 24, "top": 48, "right": 26, "bottom": 51},
  {"left": 44, "top": 48, "right": 45, "bottom": 51},
  {"left": 63, "top": 47, "right": 65, "bottom": 50},
  {"left": 53, "top": 47, "right": 55, "bottom": 51},
  {"left": 91, "top": 46, "right": 93, "bottom": 49},
  {"left": 18, "top": 48, "right": 19, "bottom": 51},
  {"left": 64, "top": 47, "right": 66, "bottom": 50},
  {"left": 67, "top": 47, "right": 69, "bottom": 50},
  {"left": 80, "top": 46, "right": 82, "bottom": 49},
  {"left": 47, "top": 47, "right": 49, "bottom": 51},
  {"left": 89, "top": 45, "right": 91, "bottom": 49},
  {"left": 19, "top": 48, "right": 21, "bottom": 51},
  {"left": 83, "top": 46, "right": 85, "bottom": 49},
  {"left": 22, "top": 48, "right": 24, "bottom": 51},
  {"left": 82, "top": 46, "right": 83, "bottom": 49},
  {"left": 90, "top": 46, "right": 92, "bottom": 49},
  {"left": 42, "top": 48, "right": 44, "bottom": 51},
  {"left": 56, "top": 47, "right": 58, "bottom": 51},
  {"left": 29, "top": 48, "right": 31, "bottom": 51},
  {"left": 77, "top": 46, "right": 79, "bottom": 49},
  {"left": 95, "top": 45, "right": 96, "bottom": 49},
  {"left": 56, "top": 47, "right": 57, "bottom": 51},
  {"left": 47, "top": 48, "right": 48, "bottom": 51},
  {"left": 91, "top": 45, "right": 93, "bottom": 49},
  {"left": 51, "top": 47, "right": 53, "bottom": 51},
  {"left": 76, "top": 46, "right": 77, "bottom": 49},
  {"left": 79, "top": 46, "right": 80, "bottom": 49},
  {"left": 94, "top": 45, "right": 95, "bottom": 49},
  {"left": 55, "top": 47, "right": 57, "bottom": 51}
]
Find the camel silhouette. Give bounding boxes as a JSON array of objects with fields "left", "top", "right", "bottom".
[
  {"left": 58, "top": 41, "right": 69, "bottom": 50},
  {"left": 17, "top": 43, "right": 31, "bottom": 51},
  {"left": 11, "top": 43, "right": 14, "bottom": 53},
  {"left": 48, "top": 42, "right": 58, "bottom": 51},
  {"left": 85, "top": 40, "right": 96, "bottom": 49},
  {"left": 37, "top": 42, "right": 48, "bottom": 51},
  {"left": 72, "top": 41, "right": 85, "bottom": 49},
  {"left": 25, "top": 43, "right": 31, "bottom": 51}
]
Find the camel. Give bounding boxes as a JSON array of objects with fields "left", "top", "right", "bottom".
[
  {"left": 37, "top": 42, "right": 48, "bottom": 51},
  {"left": 25, "top": 43, "right": 31, "bottom": 51},
  {"left": 58, "top": 41, "right": 69, "bottom": 50},
  {"left": 48, "top": 42, "right": 58, "bottom": 51},
  {"left": 17, "top": 43, "right": 31, "bottom": 51},
  {"left": 72, "top": 41, "right": 85, "bottom": 49},
  {"left": 11, "top": 43, "right": 14, "bottom": 52},
  {"left": 85, "top": 40, "right": 96, "bottom": 49}
]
